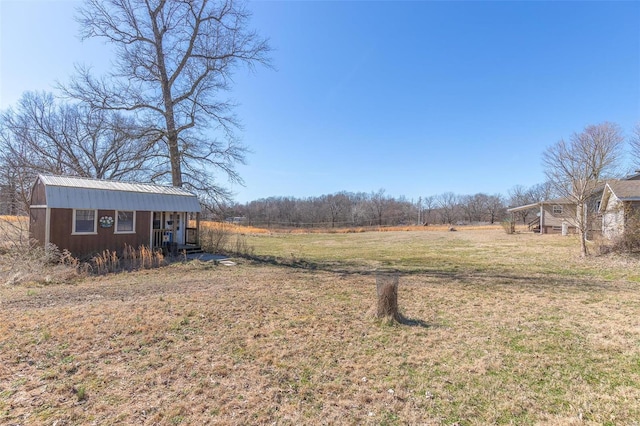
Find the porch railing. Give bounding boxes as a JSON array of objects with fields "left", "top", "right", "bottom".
[
  {"left": 152, "top": 228, "right": 199, "bottom": 248},
  {"left": 186, "top": 227, "right": 198, "bottom": 244},
  {"left": 152, "top": 229, "right": 170, "bottom": 249}
]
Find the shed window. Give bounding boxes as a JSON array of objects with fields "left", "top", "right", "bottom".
[
  {"left": 116, "top": 211, "right": 135, "bottom": 233},
  {"left": 552, "top": 205, "right": 563, "bottom": 214},
  {"left": 73, "top": 209, "right": 96, "bottom": 234}
]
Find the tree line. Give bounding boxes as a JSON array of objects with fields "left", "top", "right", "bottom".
[{"left": 218, "top": 190, "right": 522, "bottom": 228}]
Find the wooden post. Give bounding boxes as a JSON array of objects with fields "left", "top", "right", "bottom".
[
  {"left": 376, "top": 272, "right": 401, "bottom": 322},
  {"left": 172, "top": 212, "right": 178, "bottom": 255},
  {"left": 196, "top": 212, "right": 200, "bottom": 246},
  {"left": 510, "top": 212, "right": 515, "bottom": 234}
]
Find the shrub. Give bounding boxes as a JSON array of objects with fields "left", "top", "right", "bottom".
[
  {"left": 200, "top": 222, "right": 232, "bottom": 253},
  {"left": 501, "top": 219, "right": 515, "bottom": 235},
  {"left": 608, "top": 209, "right": 640, "bottom": 254},
  {"left": 198, "top": 223, "right": 255, "bottom": 257},
  {"left": 232, "top": 234, "right": 254, "bottom": 257},
  {"left": 0, "top": 240, "right": 83, "bottom": 286}
]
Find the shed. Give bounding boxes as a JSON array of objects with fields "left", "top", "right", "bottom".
[{"left": 29, "top": 174, "right": 201, "bottom": 257}]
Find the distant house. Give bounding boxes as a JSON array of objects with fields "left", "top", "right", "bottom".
[
  {"left": 507, "top": 184, "right": 606, "bottom": 236},
  {"left": 29, "top": 174, "right": 201, "bottom": 257},
  {"left": 507, "top": 198, "right": 593, "bottom": 235},
  {"left": 508, "top": 172, "right": 640, "bottom": 238},
  {"left": 599, "top": 180, "right": 640, "bottom": 239}
]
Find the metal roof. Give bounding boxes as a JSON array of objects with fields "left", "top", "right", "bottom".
[{"left": 37, "top": 175, "right": 201, "bottom": 212}]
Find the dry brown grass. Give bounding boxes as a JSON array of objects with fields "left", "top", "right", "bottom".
[
  {"left": 200, "top": 221, "right": 270, "bottom": 235},
  {"left": 0, "top": 216, "right": 166, "bottom": 284},
  {"left": 0, "top": 215, "right": 29, "bottom": 250},
  {"left": 264, "top": 224, "right": 512, "bottom": 234},
  {"left": 198, "top": 222, "right": 523, "bottom": 236},
  {"left": 0, "top": 216, "right": 83, "bottom": 286},
  {"left": 0, "top": 215, "right": 23, "bottom": 223},
  {"left": 91, "top": 245, "right": 166, "bottom": 274},
  {"left": 2, "top": 227, "right": 640, "bottom": 424}
]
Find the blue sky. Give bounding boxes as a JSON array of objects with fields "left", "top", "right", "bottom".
[{"left": 1, "top": 1, "right": 639, "bottom": 203}]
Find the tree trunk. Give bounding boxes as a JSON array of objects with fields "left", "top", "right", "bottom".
[
  {"left": 579, "top": 229, "right": 588, "bottom": 257},
  {"left": 577, "top": 203, "right": 588, "bottom": 257},
  {"left": 151, "top": 4, "right": 183, "bottom": 188},
  {"left": 166, "top": 128, "right": 183, "bottom": 187},
  {"left": 376, "top": 272, "right": 401, "bottom": 322}
]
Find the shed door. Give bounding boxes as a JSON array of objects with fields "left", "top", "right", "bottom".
[{"left": 164, "top": 212, "right": 184, "bottom": 244}]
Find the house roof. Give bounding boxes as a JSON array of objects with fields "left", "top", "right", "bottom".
[
  {"left": 507, "top": 181, "right": 615, "bottom": 213},
  {"left": 506, "top": 198, "right": 572, "bottom": 213},
  {"left": 35, "top": 175, "right": 201, "bottom": 213},
  {"left": 603, "top": 180, "right": 640, "bottom": 201}
]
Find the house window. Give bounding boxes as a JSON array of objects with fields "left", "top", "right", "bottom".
[
  {"left": 552, "top": 205, "right": 563, "bottom": 214},
  {"left": 73, "top": 209, "right": 97, "bottom": 234},
  {"left": 115, "top": 211, "right": 135, "bottom": 233}
]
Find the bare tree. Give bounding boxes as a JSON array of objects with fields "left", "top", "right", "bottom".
[
  {"left": 507, "top": 181, "right": 556, "bottom": 227},
  {"left": 369, "top": 189, "right": 389, "bottom": 226},
  {"left": 324, "top": 192, "right": 351, "bottom": 228},
  {"left": 350, "top": 192, "right": 372, "bottom": 226},
  {"left": 0, "top": 156, "right": 21, "bottom": 215},
  {"left": 485, "top": 194, "right": 505, "bottom": 224},
  {"left": 529, "top": 181, "right": 556, "bottom": 202},
  {"left": 0, "top": 136, "right": 28, "bottom": 214},
  {"left": 543, "top": 122, "right": 625, "bottom": 256},
  {"left": 631, "top": 123, "right": 640, "bottom": 169},
  {"left": 461, "top": 193, "right": 490, "bottom": 223},
  {"left": 64, "top": 0, "right": 270, "bottom": 199},
  {"left": 422, "top": 195, "right": 436, "bottom": 225},
  {"left": 0, "top": 91, "right": 158, "bottom": 211},
  {"left": 508, "top": 185, "right": 537, "bottom": 224},
  {"left": 437, "top": 192, "right": 459, "bottom": 225}
]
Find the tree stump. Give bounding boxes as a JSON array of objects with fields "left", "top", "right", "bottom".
[{"left": 376, "top": 272, "right": 401, "bottom": 322}]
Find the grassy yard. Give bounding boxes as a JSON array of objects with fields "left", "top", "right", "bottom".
[
  {"left": 243, "top": 227, "right": 640, "bottom": 281},
  {"left": 1, "top": 228, "right": 640, "bottom": 425}
]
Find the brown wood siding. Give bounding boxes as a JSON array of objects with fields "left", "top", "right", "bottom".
[
  {"left": 30, "top": 179, "right": 46, "bottom": 205},
  {"left": 49, "top": 209, "right": 152, "bottom": 258},
  {"left": 29, "top": 208, "right": 46, "bottom": 245}
]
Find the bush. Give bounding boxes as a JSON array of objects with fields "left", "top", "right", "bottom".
[
  {"left": 501, "top": 219, "right": 515, "bottom": 235},
  {"left": 1, "top": 240, "right": 83, "bottom": 286},
  {"left": 610, "top": 209, "right": 640, "bottom": 254},
  {"left": 200, "top": 223, "right": 232, "bottom": 253},
  {"left": 233, "top": 234, "right": 254, "bottom": 257},
  {"left": 596, "top": 207, "right": 640, "bottom": 255},
  {"left": 199, "top": 223, "right": 255, "bottom": 257}
]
